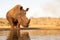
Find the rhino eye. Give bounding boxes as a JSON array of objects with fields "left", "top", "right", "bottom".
[{"left": 20, "top": 7, "right": 23, "bottom": 10}]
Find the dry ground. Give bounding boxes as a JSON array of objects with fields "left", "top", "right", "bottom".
[
  {"left": 0, "top": 17, "right": 60, "bottom": 35},
  {"left": 0, "top": 17, "right": 60, "bottom": 29}
]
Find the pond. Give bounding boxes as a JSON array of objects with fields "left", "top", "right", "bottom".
[{"left": 0, "top": 30, "right": 60, "bottom": 40}]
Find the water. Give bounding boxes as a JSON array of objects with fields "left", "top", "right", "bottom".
[
  {"left": 31, "top": 35, "right": 60, "bottom": 40},
  {"left": 0, "top": 35, "right": 60, "bottom": 40},
  {"left": 0, "top": 30, "right": 60, "bottom": 40},
  {"left": 0, "top": 36, "right": 7, "bottom": 40}
]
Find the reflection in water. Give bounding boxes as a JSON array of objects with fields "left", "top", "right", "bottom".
[
  {"left": 0, "top": 35, "right": 60, "bottom": 40},
  {"left": 0, "top": 30, "right": 60, "bottom": 40},
  {"left": 21, "top": 30, "right": 60, "bottom": 36}
]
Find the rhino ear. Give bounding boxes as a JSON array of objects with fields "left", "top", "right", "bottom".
[
  {"left": 20, "top": 7, "right": 23, "bottom": 10},
  {"left": 26, "top": 8, "right": 29, "bottom": 11}
]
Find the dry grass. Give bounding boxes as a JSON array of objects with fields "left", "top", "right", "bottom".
[
  {"left": 0, "top": 17, "right": 60, "bottom": 35},
  {"left": 0, "top": 17, "right": 60, "bottom": 29}
]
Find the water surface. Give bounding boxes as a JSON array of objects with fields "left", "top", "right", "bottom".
[{"left": 0, "top": 30, "right": 60, "bottom": 40}]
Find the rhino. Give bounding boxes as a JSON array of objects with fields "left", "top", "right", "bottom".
[
  {"left": 6, "top": 5, "right": 30, "bottom": 27},
  {"left": 6, "top": 4, "right": 30, "bottom": 40}
]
